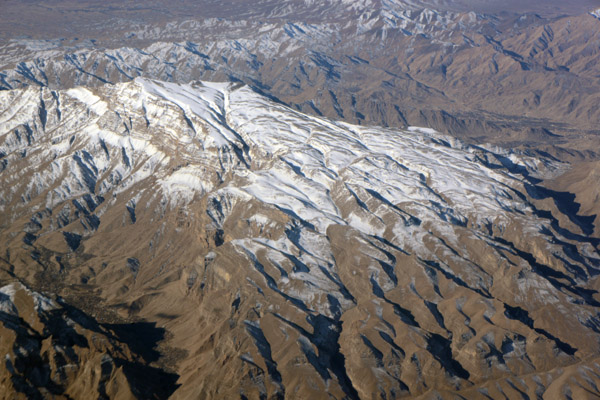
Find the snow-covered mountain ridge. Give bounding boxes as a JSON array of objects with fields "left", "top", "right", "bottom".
[
  {"left": 1, "top": 79, "right": 600, "bottom": 398},
  {"left": 3, "top": 4, "right": 600, "bottom": 154}
]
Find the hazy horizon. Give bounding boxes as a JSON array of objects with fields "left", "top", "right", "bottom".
[{"left": 1, "top": 0, "right": 599, "bottom": 42}]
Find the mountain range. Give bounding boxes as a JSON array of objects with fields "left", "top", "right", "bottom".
[
  {"left": 1, "top": 77, "right": 600, "bottom": 398},
  {"left": 1, "top": 0, "right": 600, "bottom": 399}
]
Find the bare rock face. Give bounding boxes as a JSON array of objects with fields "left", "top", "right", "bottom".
[
  {"left": 1, "top": 79, "right": 600, "bottom": 398},
  {"left": 545, "top": 160, "right": 600, "bottom": 237}
]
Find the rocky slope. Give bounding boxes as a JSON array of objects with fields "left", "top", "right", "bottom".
[
  {"left": 545, "top": 161, "right": 600, "bottom": 236},
  {"left": 1, "top": 78, "right": 600, "bottom": 398},
  {"left": 0, "top": 281, "right": 178, "bottom": 399}
]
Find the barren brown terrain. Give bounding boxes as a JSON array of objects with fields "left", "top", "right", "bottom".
[{"left": 1, "top": 1, "right": 600, "bottom": 399}]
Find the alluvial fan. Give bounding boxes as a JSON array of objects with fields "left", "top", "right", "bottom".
[{"left": 1, "top": 78, "right": 600, "bottom": 399}]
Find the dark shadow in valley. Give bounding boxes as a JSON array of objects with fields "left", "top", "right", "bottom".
[
  {"left": 102, "top": 322, "right": 164, "bottom": 364},
  {"left": 100, "top": 321, "right": 180, "bottom": 399},
  {"left": 503, "top": 304, "right": 576, "bottom": 355},
  {"left": 114, "top": 358, "right": 180, "bottom": 400},
  {"left": 244, "top": 321, "right": 285, "bottom": 399},
  {"left": 525, "top": 184, "right": 597, "bottom": 238},
  {"left": 57, "top": 301, "right": 181, "bottom": 399},
  {"left": 273, "top": 312, "right": 360, "bottom": 400},
  {"left": 481, "top": 150, "right": 598, "bottom": 241},
  {"left": 493, "top": 236, "right": 600, "bottom": 307}
]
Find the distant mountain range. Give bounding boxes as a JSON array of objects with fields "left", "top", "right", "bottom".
[{"left": 2, "top": 0, "right": 600, "bottom": 155}]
